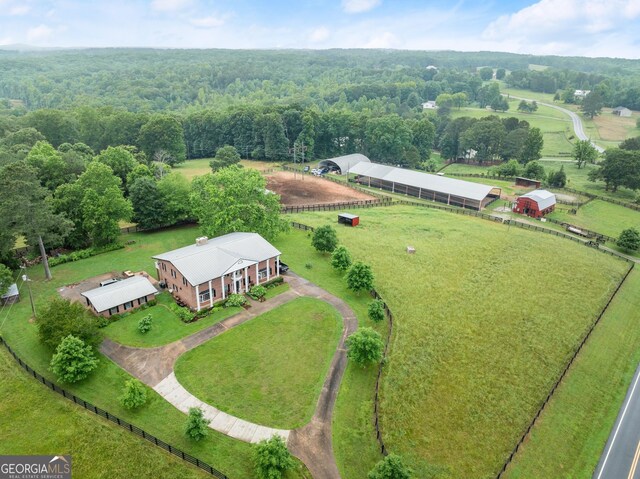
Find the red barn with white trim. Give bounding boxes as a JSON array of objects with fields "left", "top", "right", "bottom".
[{"left": 513, "top": 189, "right": 556, "bottom": 218}]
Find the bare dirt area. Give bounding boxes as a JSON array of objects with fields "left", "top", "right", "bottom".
[{"left": 265, "top": 171, "right": 376, "bottom": 206}]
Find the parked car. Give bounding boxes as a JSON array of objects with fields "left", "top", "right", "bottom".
[{"left": 279, "top": 262, "right": 290, "bottom": 274}]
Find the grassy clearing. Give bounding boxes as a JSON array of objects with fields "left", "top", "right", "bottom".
[
  {"left": 505, "top": 266, "right": 640, "bottom": 478},
  {"left": 263, "top": 281, "right": 290, "bottom": 299},
  {"left": 0, "top": 224, "right": 308, "bottom": 479},
  {"left": 0, "top": 346, "right": 208, "bottom": 479},
  {"left": 175, "top": 297, "right": 341, "bottom": 429},
  {"left": 103, "top": 292, "right": 242, "bottom": 348},
  {"left": 289, "top": 205, "right": 628, "bottom": 478},
  {"left": 450, "top": 105, "right": 573, "bottom": 156},
  {"left": 173, "top": 158, "right": 280, "bottom": 181},
  {"left": 272, "top": 230, "right": 387, "bottom": 478},
  {"left": 548, "top": 200, "right": 640, "bottom": 238}
]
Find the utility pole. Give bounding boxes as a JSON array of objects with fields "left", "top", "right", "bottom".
[{"left": 21, "top": 269, "right": 36, "bottom": 320}]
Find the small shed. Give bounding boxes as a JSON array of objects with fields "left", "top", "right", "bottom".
[
  {"left": 1, "top": 283, "right": 19, "bottom": 305},
  {"left": 513, "top": 189, "right": 557, "bottom": 218},
  {"left": 613, "top": 106, "right": 632, "bottom": 117},
  {"left": 338, "top": 213, "right": 360, "bottom": 227},
  {"left": 515, "top": 177, "right": 541, "bottom": 189}
]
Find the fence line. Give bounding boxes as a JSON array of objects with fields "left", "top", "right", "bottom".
[
  {"left": 281, "top": 198, "right": 391, "bottom": 214},
  {"left": 561, "top": 186, "right": 640, "bottom": 212},
  {"left": 0, "top": 337, "right": 228, "bottom": 479},
  {"left": 495, "top": 262, "right": 635, "bottom": 478},
  {"left": 370, "top": 288, "right": 394, "bottom": 457},
  {"left": 543, "top": 217, "right": 615, "bottom": 243}
]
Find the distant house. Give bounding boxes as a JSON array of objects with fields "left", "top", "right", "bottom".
[
  {"left": 1, "top": 283, "right": 19, "bottom": 305},
  {"left": 574, "top": 90, "right": 591, "bottom": 99},
  {"left": 153, "top": 233, "right": 281, "bottom": 311},
  {"left": 421, "top": 101, "right": 438, "bottom": 110},
  {"left": 513, "top": 189, "right": 556, "bottom": 218},
  {"left": 613, "top": 106, "right": 632, "bottom": 117},
  {"left": 82, "top": 275, "right": 157, "bottom": 317}
]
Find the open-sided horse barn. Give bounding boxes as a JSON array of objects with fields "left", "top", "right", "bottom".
[{"left": 349, "top": 161, "right": 501, "bottom": 210}]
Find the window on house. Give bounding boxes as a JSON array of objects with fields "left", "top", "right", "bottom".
[
  {"left": 199, "top": 291, "right": 211, "bottom": 302},
  {"left": 182, "top": 277, "right": 187, "bottom": 286},
  {"left": 258, "top": 268, "right": 267, "bottom": 280},
  {"left": 171, "top": 269, "right": 176, "bottom": 278},
  {"left": 162, "top": 263, "right": 166, "bottom": 271},
  {"left": 124, "top": 301, "right": 133, "bottom": 309},
  {"left": 138, "top": 296, "right": 148, "bottom": 305},
  {"left": 109, "top": 306, "right": 119, "bottom": 315}
]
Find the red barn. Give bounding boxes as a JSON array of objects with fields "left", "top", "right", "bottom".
[{"left": 513, "top": 189, "right": 556, "bottom": 218}]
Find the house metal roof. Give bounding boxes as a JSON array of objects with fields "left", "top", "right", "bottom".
[
  {"left": 319, "top": 154, "right": 371, "bottom": 174},
  {"left": 1, "top": 283, "right": 19, "bottom": 299},
  {"left": 338, "top": 213, "right": 359, "bottom": 219},
  {"left": 81, "top": 276, "right": 157, "bottom": 313},
  {"left": 152, "top": 232, "right": 281, "bottom": 286},
  {"left": 349, "top": 161, "right": 496, "bottom": 202},
  {"left": 521, "top": 189, "right": 556, "bottom": 210}
]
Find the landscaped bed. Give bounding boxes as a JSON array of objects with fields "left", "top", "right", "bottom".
[
  {"left": 174, "top": 297, "right": 342, "bottom": 429},
  {"left": 288, "top": 205, "right": 628, "bottom": 478},
  {"left": 103, "top": 292, "right": 242, "bottom": 348}
]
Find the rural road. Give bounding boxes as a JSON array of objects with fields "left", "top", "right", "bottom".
[
  {"left": 505, "top": 94, "right": 605, "bottom": 153},
  {"left": 593, "top": 362, "right": 640, "bottom": 479}
]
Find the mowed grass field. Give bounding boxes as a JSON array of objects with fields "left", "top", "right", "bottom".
[
  {"left": 0, "top": 347, "right": 207, "bottom": 479},
  {"left": 451, "top": 103, "right": 574, "bottom": 156},
  {"left": 175, "top": 297, "right": 342, "bottom": 429},
  {"left": 289, "top": 205, "right": 628, "bottom": 478},
  {"left": 549, "top": 200, "right": 640, "bottom": 238},
  {"left": 0, "top": 225, "right": 308, "bottom": 479},
  {"left": 172, "top": 158, "right": 279, "bottom": 181},
  {"left": 505, "top": 265, "right": 638, "bottom": 478}
]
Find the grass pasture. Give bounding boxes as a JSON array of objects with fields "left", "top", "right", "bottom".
[
  {"left": 172, "top": 158, "right": 279, "bottom": 181},
  {"left": 175, "top": 297, "right": 342, "bottom": 429},
  {"left": 505, "top": 266, "right": 640, "bottom": 478},
  {"left": 289, "top": 205, "right": 628, "bottom": 478},
  {"left": 103, "top": 292, "right": 242, "bottom": 348},
  {"left": 0, "top": 346, "right": 207, "bottom": 479},
  {"left": 548, "top": 200, "right": 640, "bottom": 238}
]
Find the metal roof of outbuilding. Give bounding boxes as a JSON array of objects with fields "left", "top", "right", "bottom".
[
  {"left": 152, "top": 232, "right": 281, "bottom": 286},
  {"left": 81, "top": 276, "right": 157, "bottom": 313},
  {"left": 520, "top": 189, "right": 556, "bottom": 210},
  {"left": 319, "top": 154, "right": 371, "bottom": 174},
  {"left": 349, "top": 161, "right": 496, "bottom": 201},
  {"left": 1, "top": 283, "right": 19, "bottom": 299}
]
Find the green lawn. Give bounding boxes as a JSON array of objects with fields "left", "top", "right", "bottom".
[
  {"left": 451, "top": 104, "right": 574, "bottom": 157},
  {"left": 172, "top": 158, "right": 280, "bottom": 181},
  {"left": 263, "top": 281, "right": 290, "bottom": 299},
  {"left": 548, "top": 200, "right": 640, "bottom": 238},
  {"left": 0, "top": 346, "right": 207, "bottom": 479},
  {"left": 289, "top": 205, "right": 628, "bottom": 478},
  {"left": 175, "top": 297, "right": 342, "bottom": 429},
  {"left": 0, "top": 224, "right": 308, "bottom": 479},
  {"left": 103, "top": 293, "right": 242, "bottom": 348},
  {"left": 505, "top": 266, "right": 640, "bottom": 478},
  {"left": 273, "top": 230, "right": 387, "bottom": 478}
]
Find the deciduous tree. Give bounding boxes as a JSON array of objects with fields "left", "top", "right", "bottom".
[
  {"left": 368, "top": 299, "right": 385, "bottom": 323},
  {"left": 0, "top": 264, "right": 13, "bottom": 297},
  {"left": 185, "top": 407, "right": 210, "bottom": 441},
  {"left": 581, "top": 91, "right": 604, "bottom": 119},
  {"left": 120, "top": 379, "right": 148, "bottom": 409},
  {"left": 210, "top": 145, "right": 241, "bottom": 172},
  {"left": 331, "top": 245, "right": 352, "bottom": 271},
  {"left": 368, "top": 454, "right": 413, "bottom": 479},
  {"left": 618, "top": 228, "right": 640, "bottom": 252},
  {"left": 519, "top": 127, "right": 544, "bottom": 164},
  {"left": 50, "top": 335, "right": 99, "bottom": 383},
  {"left": 312, "top": 225, "right": 338, "bottom": 254},
  {"left": 573, "top": 140, "right": 599, "bottom": 169},
  {"left": 253, "top": 435, "right": 295, "bottom": 479},
  {"left": 37, "top": 298, "right": 102, "bottom": 349},
  {"left": 138, "top": 115, "right": 186, "bottom": 165},
  {"left": 346, "top": 327, "right": 384, "bottom": 366},
  {"left": 345, "top": 261, "right": 374, "bottom": 293}
]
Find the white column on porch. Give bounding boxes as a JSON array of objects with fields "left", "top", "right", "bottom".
[
  {"left": 245, "top": 268, "right": 249, "bottom": 290},
  {"left": 195, "top": 284, "right": 201, "bottom": 311},
  {"left": 208, "top": 280, "right": 213, "bottom": 305},
  {"left": 233, "top": 271, "right": 238, "bottom": 294},
  {"left": 256, "top": 263, "right": 259, "bottom": 284},
  {"left": 276, "top": 256, "right": 280, "bottom": 277},
  {"left": 221, "top": 276, "right": 226, "bottom": 299},
  {"left": 266, "top": 260, "right": 270, "bottom": 281}
]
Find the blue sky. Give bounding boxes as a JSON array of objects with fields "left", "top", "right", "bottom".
[{"left": 1, "top": 0, "right": 639, "bottom": 58}]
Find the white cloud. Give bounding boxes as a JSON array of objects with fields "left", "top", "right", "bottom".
[
  {"left": 27, "top": 24, "right": 53, "bottom": 42},
  {"left": 0, "top": 36, "right": 14, "bottom": 45},
  {"left": 309, "top": 26, "right": 330, "bottom": 43},
  {"left": 151, "top": 0, "right": 192, "bottom": 12},
  {"left": 9, "top": 4, "right": 30, "bottom": 15},
  {"left": 190, "top": 15, "right": 227, "bottom": 28},
  {"left": 342, "top": 0, "right": 381, "bottom": 14}
]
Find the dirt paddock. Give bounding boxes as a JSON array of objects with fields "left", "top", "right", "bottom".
[{"left": 265, "top": 171, "right": 376, "bottom": 206}]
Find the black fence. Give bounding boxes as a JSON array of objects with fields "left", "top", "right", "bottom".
[
  {"left": 370, "top": 288, "right": 394, "bottom": 457},
  {"left": 290, "top": 221, "right": 315, "bottom": 232},
  {"left": 281, "top": 198, "right": 391, "bottom": 214},
  {"left": 0, "top": 337, "right": 228, "bottom": 479},
  {"left": 496, "top": 262, "right": 635, "bottom": 478},
  {"left": 544, "top": 217, "right": 616, "bottom": 243}
]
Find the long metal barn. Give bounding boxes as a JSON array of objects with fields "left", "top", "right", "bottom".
[{"left": 348, "top": 161, "right": 501, "bottom": 210}]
